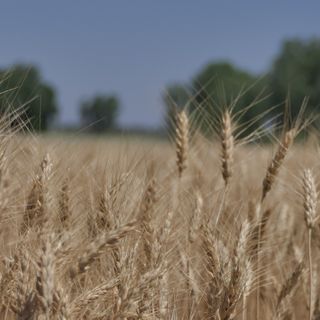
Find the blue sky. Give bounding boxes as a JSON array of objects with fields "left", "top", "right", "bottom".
[{"left": 1, "top": 1, "right": 320, "bottom": 128}]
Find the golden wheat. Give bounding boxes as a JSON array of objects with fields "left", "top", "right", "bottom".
[{"left": 0, "top": 109, "right": 317, "bottom": 319}]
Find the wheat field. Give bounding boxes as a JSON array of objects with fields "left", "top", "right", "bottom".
[{"left": 0, "top": 110, "right": 318, "bottom": 320}]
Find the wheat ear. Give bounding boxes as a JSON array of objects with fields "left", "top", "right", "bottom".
[
  {"left": 175, "top": 110, "right": 189, "bottom": 178},
  {"left": 276, "top": 261, "right": 303, "bottom": 314},
  {"left": 70, "top": 279, "right": 119, "bottom": 315},
  {"left": 262, "top": 129, "right": 295, "bottom": 202},
  {"left": 59, "top": 176, "right": 70, "bottom": 229},
  {"left": 140, "top": 178, "right": 156, "bottom": 267},
  {"left": 302, "top": 169, "right": 318, "bottom": 320},
  {"left": 21, "top": 153, "right": 53, "bottom": 234},
  {"left": 69, "top": 221, "right": 137, "bottom": 278},
  {"left": 221, "top": 110, "right": 234, "bottom": 186},
  {"left": 35, "top": 235, "right": 55, "bottom": 319}
]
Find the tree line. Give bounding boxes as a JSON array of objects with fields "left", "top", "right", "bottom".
[
  {"left": 1, "top": 37, "right": 320, "bottom": 133},
  {"left": 164, "top": 38, "right": 320, "bottom": 136},
  {"left": 0, "top": 66, "right": 120, "bottom": 132}
]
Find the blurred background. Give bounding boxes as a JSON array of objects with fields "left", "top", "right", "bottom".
[{"left": 1, "top": 0, "right": 320, "bottom": 136}]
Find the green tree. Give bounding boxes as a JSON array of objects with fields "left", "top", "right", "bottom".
[
  {"left": 269, "top": 38, "right": 320, "bottom": 120},
  {"left": 191, "top": 62, "right": 267, "bottom": 134},
  {"left": 0, "top": 64, "right": 58, "bottom": 131},
  {"left": 80, "top": 95, "right": 120, "bottom": 132}
]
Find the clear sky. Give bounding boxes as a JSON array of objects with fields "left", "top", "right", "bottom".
[{"left": 1, "top": 1, "right": 320, "bottom": 128}]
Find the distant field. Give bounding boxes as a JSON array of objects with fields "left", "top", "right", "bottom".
[{"left": 0, "top": 115, "right": 318, "bottom": 319}]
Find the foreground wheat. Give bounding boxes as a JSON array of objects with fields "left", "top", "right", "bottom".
[{"left": 0, "top": 111, "right": 317, "bottom": 319}]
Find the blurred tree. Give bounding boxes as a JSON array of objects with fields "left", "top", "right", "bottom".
[
  {"left": 163, "top": 39, "right": 320, "bottom": 137},
  {"left": 80, "top": 95, "right": 120, "bottom": 132},
  {"left": 0, "top": 64, "right": 58, "bottom": 131},
  {"left": 269, "top": 38, "right": 320, "bottom": 121},
  {"left": 162, "top": 84, "right": 190, "bottom": 134},
  {"left": 191, "top": 62, "right": 267, "bottom": 131}
]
